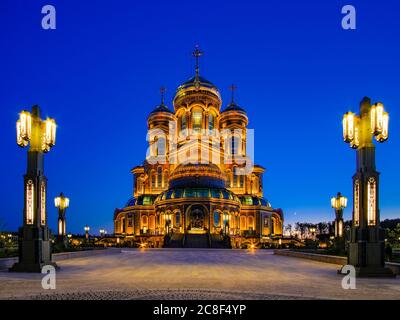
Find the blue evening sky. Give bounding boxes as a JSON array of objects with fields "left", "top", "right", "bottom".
[{"left": 1, "top": 0, "right": 399, "bottom": 234}]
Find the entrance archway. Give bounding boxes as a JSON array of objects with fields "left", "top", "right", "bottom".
[
  {"left": 184, "top": 204, "right": 210, "bottom": 233},
  {"left": 190, "top": 207, "right": 205, "bottom": 230}
]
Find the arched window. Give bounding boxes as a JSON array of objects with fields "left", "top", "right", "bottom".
[
  {"left": 141, "top": 216, "right": 148, "bottom": 234},
  {"left": 156, "top": 214, "right": 160, "bottom": 226},
  {"left": 226, "top": 170, "right": 232, "bottom": 188},
  {"left": 240, "top": 216, "right": 246, "bottom": 230},
  {"left": 151, "top": 171, "right": 156, "bottom": 189},
  {"left": 163, "top": 170, "right": 169, "bottom": 188},
  {"left": 149, "top": 215, "right": 155, "bottom": 230},
  {"left": 157, "top": 137, "right": 166, "bottom": 156},
  {"left": 233, "top": 167, "right": 238, "bottom": 187},
  {"left": 180, "top": 113, "right": 187, "bottom": 132},
  {"left": 214, "top": 211, "right": 220, "bottom": 227},
  {"left": 252, "top": 175, "right": 259, "bottom": 194},
  {"left": 239, "top": 169, "right": 245, "bottom": 188},
  {"left": 208, "top": 112, "right": 215, "bottom": 131},
  {"left": 153, "top": 136, "right": 158, "bottom": 156},
  {"left": 247, "top": 216, "right": 254, "bottom": 231},
  {"left": 271, "top": 217, "right": 275, "bottom": 234},
  {"left": 192, "top": 108, "right": 203, "bottom": 133},
  {"left": 157, "top": 167, "right": 162, "bottom": 187},
  {"left": 175, "top": 212, "right": 180, "bottom": 225},
  {"left": 231, "top": 136, "right": 241, "bottom": 155}
]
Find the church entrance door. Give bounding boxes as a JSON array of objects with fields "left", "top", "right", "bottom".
[{"left": 189, "top": 206, "right": 206, "bottom": 232}]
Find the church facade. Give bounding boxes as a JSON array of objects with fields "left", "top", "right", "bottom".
[{"left": 114, "top": 49, "right": 283, "bottom": 248}]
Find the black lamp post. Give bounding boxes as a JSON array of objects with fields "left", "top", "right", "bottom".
[
  {"left": 340, "top": 97, "right": 394, "bottom": 277},
  {"left": 55, "top": 192, "right": 69, "bottom": 245},
  {"left": 10, "top": 105, "right": 58, "bottom": 272},
  {"left": 84, "top": 225, "right": 90, "bottom": 241},
  {"left": 331, "top": 192, "right": 347, "bottom": 238}
]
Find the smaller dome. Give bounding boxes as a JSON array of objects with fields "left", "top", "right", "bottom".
[
  {"left": 125, "top": 197, "right": 136, "bottom": 207},
  {"left": 221, "top": 102, "right": 247, "bottom": 114},
  {"left": 149, "top": 102, "right": 174, "bottom": 116}
]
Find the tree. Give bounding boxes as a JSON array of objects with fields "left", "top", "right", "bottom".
[
  {"left": 317, "top": 222, "right": 328, "bottom": 235},
  {"left": 285, "top": 224, "right": 292, "bottom": 236},
  {"left": 386, "top": 223, "right": 400, "bottom": 246}
]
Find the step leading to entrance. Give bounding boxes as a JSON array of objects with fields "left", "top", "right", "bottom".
[{"left": 184, "top": 233, "right": 209, "bottom": 248}]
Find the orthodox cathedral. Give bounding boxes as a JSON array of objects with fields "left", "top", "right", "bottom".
[{"left": 114, "top": 48, "right": 283, "bottom": 248}]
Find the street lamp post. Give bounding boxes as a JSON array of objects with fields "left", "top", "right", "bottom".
[
  {"left": 99, "top": 228, "right": 105, "bottom": 238},
  {"left": 55, "top": 192, "right": 69, "bottom": 245},
  {"left": 340, "top": 97, "right": 394, "bottom": 277},
  {"left": 84, "top": 225, "right": 90, "bottom": 241},
  {"left": 10, "top": 105, "right": 58, "bottom": 272},
  {"left": 331, "top": 192, "right": 347, "bottom": 238},
  {"left": 67, "top": 233, "right": 72, "bottom": 245}
]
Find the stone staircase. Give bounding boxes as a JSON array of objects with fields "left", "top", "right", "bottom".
[
  {"left": 210, "top": 234, "right": 231, "bottom": 249},
  {"left": 184, "top": 233, "right": 209, "bottom": 248},
  {"left": 165, "top": 233, "right": 231, "bottom": 249},
  {"left": 164, "top": 233, "right": 184, "bottom": 248}
]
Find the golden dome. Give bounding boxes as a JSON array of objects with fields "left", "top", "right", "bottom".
[{"left": 173, "top": 75, "right": 222, "bottom": 109}]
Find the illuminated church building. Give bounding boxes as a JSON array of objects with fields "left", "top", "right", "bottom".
[{"left": 114, "top": 49, "right": 283, "bottom": 248}]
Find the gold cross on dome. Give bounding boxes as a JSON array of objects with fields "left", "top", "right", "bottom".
[
  {"left": 229, "top": 84, "right": 237, "bottom": 104},
  {"left": 192, "top": 45, "right": 203, "bottom": 77},
  {"left": 160, "top": 87, "right": 166, "bottom": 104}
]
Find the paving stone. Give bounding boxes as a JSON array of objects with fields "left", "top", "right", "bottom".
[{"left": 0, "top": 249, "right": 399, "bottom": 300}]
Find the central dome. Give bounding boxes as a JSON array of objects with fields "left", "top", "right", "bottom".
[
  {"left": 178, "top": 75, "right": 218, "bottom": 91},
  {"left": 169, "top": 163, "right": 225, "bottom": 188},
  {"left": 157, "top": 163, "right": 239, "bottom": 204},
  {"left": 173, "top": 75, "right": 222, "bottom": 109}
]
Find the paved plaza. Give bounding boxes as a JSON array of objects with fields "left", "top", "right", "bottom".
[{"left": 0, "top": 249, "right": 399, "bottom": 300}]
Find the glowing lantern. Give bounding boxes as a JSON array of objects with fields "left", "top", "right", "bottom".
[
  {"left": 20, "top": 111, "right": 32, "bottom": 140},
  {"left": 340, "top": 196, "right": 348, "bottom": 208},
  {"left": 16, "top": 120, "right": 28, "bottom": 147},
  {"left": 343, "top": 112, "right": 357, "bottom": 143},
  {"left": 374, "top": 103, "right": 384, "bottom": 133},
  {"left": 42, "top": 118, "right": 56, "bottom": 152},
  {"left": 370, "top": 103, "right": 389, "bottom": 142},
  {"left": 16, "top": 111, "right": 32, "bottom": 147},
  {"left": 376, "top": 112, "right": 389, "bottom": 142},
  {"left": 331, "top": 193, "right": 347, "bottom": 210},
  {"left": 350, "top": 120, "right": 360, "bottom": 149},
  {"left": 54, "top": 194, "right": 69, "bottom": 210}
]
